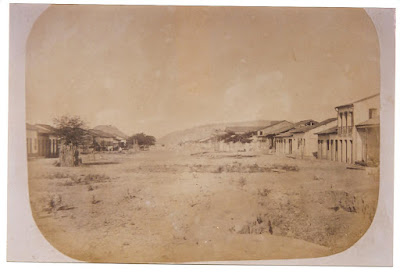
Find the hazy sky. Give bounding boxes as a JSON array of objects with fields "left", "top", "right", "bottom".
[{"left": 26, "top": 6, "right": 380, "bottom": 138}]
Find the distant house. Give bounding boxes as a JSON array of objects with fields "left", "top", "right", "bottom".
[
  {"left": 316, "top": 94, "right": 380, "bottom": 166},
  {"left": 275, "top": 120, "right": 318, "bottom": 155},
  {"left": 92, "top": 125, "right": 129, "bottom": 149},
  {"left": 87, "top": 129, "right": 116, "bottom": 151},
  {"left": 225, "top": 126, "right": 263, "bottom": 135},
  {"left": 26, "top": 123, "right": 59, "bottom": 158}
]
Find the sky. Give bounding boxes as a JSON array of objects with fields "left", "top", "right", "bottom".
[{"left": 25, "top": 5, "right": 380, "bottom": 138}]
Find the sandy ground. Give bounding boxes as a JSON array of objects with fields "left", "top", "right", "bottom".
[{"left": 27, "top": 149, "right": 379, "bottom": 263}]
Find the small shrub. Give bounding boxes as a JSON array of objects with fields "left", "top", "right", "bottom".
[
  {"left": 258, "top": 188, "right": 271, "bottom": 197},
  {"left": 84, "top": 174, "right": 110, "bottom": 183},
  {"left": 238, "top": 177, "right": 247, "bottom": 188},
  {"left": 272, "top": 164, "right": 299, "bottom": 172},
  {"left": 92, "top": 195, "right": 101, "bottom": 204},
  {"left": 124, "top": 189, "right": 136, "bottom": 200},
  {"left": 215, "top": 166, "right": 224, "bottom": 173},
  {"left": 46, "top": 172, "right": 69, "bottom": 179}
]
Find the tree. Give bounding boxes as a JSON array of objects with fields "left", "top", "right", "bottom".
[
  {"left": 53, "top": 115, "right": 87, "bottom": 146},
  {"left": 53, "top": 115, "right": 87, "bottom": 167},
  {"left": 217, "top": 131, "right": 253, "bottom": 144},
  {"left": 128, "top": 133, "right": 156, "bottom": 147}
]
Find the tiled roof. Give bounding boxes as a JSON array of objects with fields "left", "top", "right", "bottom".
[
  {"left": 88, "top": 129, "right": 116, "bottom": 138},
  {"left": 35, "top": 124, "right": 57, "bottom": 134},
  {"left": 291, "top": 118, "right": 337, "bottom": 133},
  {"left": 276, "top": 131, "right": 294, "bottom": 138},
  {"left": 26, "top": 123, "right": 38, "bottom": 131},
  {"left": 293, "top": 119, "right": 317, "bottom": 127},
  {"left": 258, "top": 121, "right": 294, "bottom": 136},
  {"left": 356, "top": 117, "right": 380, "bottom": 127},
  {"left": 315, "top": 126, "right": 338, "bottom": 135}
]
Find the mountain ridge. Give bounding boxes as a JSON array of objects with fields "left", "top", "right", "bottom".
[
  {"left": 93, "top": 125, "right": 129, "bottom": 139},
  {"left": 158, "top": 120, "right": 281, "bottom": 145}
]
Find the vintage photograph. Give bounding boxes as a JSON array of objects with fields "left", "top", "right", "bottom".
[{"left": 14, "top": 4, "right": 389, "bottom": 263}]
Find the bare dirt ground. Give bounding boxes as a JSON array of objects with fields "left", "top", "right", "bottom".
[{"left": 28, "top": 149, "right": 379, "bottom": 263}]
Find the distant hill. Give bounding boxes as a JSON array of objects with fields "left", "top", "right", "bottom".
[
  {"left": 93, "top": 125, "right": 129, "bottom": 139},
  {"left": 158, "top": 120, "right": 280, "bottom": 146}
]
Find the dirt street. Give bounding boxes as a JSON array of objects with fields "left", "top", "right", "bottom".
[{"left": 28, "top": 150, "right": 379, "bottom": 263}]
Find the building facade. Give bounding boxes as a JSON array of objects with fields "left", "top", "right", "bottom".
[
  {"left": 26, "top": 123, "right": 59, "bottom": 158},
  {"left": 290, "top": 118, "right": 337, "bottom": 158},
  {"left": 316, "top": 94, "right": 380, "bottom": 166},
  {"left": 256, "top": 120, "right": 294, "bottom": 151},
  {"left": 275, "top": 120, "right": 318, "bottom": 155},
  {"left": 26, "top": 123, "right": 39, "bottom": 157}
]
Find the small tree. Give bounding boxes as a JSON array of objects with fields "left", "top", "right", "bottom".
[
  {"left": 54, "top": 116, "right": 87, "bottom": 146},
  {"left": 53, "top": 115, "right": 87, "bottom": 167}
]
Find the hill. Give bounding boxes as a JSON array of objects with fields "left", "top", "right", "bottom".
[
  {"left": 158, "top": 120, "right": 280, "bottom": 146},
  {"left": 93, "top": 125, "right": 129, "bottom": 139}
]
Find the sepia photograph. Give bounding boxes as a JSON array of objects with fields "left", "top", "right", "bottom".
[{"left": 6, "top": 2, "right": 395, "bottom": 266}]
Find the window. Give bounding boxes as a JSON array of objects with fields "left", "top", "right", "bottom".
[
  {"left": 34, "top": 138, "right": 37, "bottom": 150},
  {"left": 327, "top": 140, "right": 329, "bottom": 150},
  {"left": 369, "top": 108, "right": 378, "bottom": 119}
]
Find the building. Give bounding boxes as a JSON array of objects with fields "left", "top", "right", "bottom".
[
  {"left": 256, "top": 120, "right": 294, "bottom": 150},
  {"left": 26, "top": 123, "right": 38, "bottom": 157},
  {"left": 225, "top": 126, "right": 264, "bottom": 135},
  {"left": 275, "top": 120, "right": 318, "bottom": 155},
  {"left": 290, "top": 118, "right": 337, "bottom": 158},
  {"left": 316, "top": 94, "right": 380, "bottom": 166},
  {"left": 87, "top": 129, "right": 116, "bottom": 151},
  {"left": 316, "top": 127, "right": 338, "bottom": 160},
  {"left": 26, "top": 123, "right": 59, "bottom": 158}
]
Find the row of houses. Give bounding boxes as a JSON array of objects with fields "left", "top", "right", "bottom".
[
  {"left": 26, "top": 124, "right": 128, "bottom": 158},
  {"left": 233, "top": 94, "right": 380, "bottom": 166}
]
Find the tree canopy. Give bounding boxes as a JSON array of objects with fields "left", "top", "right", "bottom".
[
  {"left": 128, "top": 133, "right": 156, "bottom": 146},
  {"left": 53, "top": 115, "right": 87, "bottom": 146}
]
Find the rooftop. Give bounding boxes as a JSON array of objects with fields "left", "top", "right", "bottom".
[
  {"left": 88, "top": 129, "right": 116, "bottom": 138},
  {"left": 356, "top": 117, "right": 380, "bottom": 128},
  {"left": 276, "top": 131, "right": 294, "bottom": 138},
  {"left": 26, "top": 123, "right": 38, "bottom": 131},
  {"left": 260, "top": 121, "right": 295, "bottom": 136},
  {"left": 335, "top": 93, "right": 379, "bottom": 109},
  {"left": 315, "top": 126, "right": 338, "bottom": 135},
  {"left": 34, "top": 124, "right": 57, "bottom": 134},
  {"left": 291, "top": 118, "right": 337, "bottom": 133}
]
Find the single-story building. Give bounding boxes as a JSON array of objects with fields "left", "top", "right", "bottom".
[
  {"left": 275, "top": 119, "right": 318, "bottom": 155},
  {"left": 290, "top": 118, "right": 337, "bottom": 158},
  {"left": 26, "top": 123, "right": 59, "bottom": 158}
]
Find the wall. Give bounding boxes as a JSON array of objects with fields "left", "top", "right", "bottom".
[
  {"left": 353, "top": 95, "right": 380, "bottom": 162},
  {"left": 26, "top": 128, "right": 38, "bottom": 155}
]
